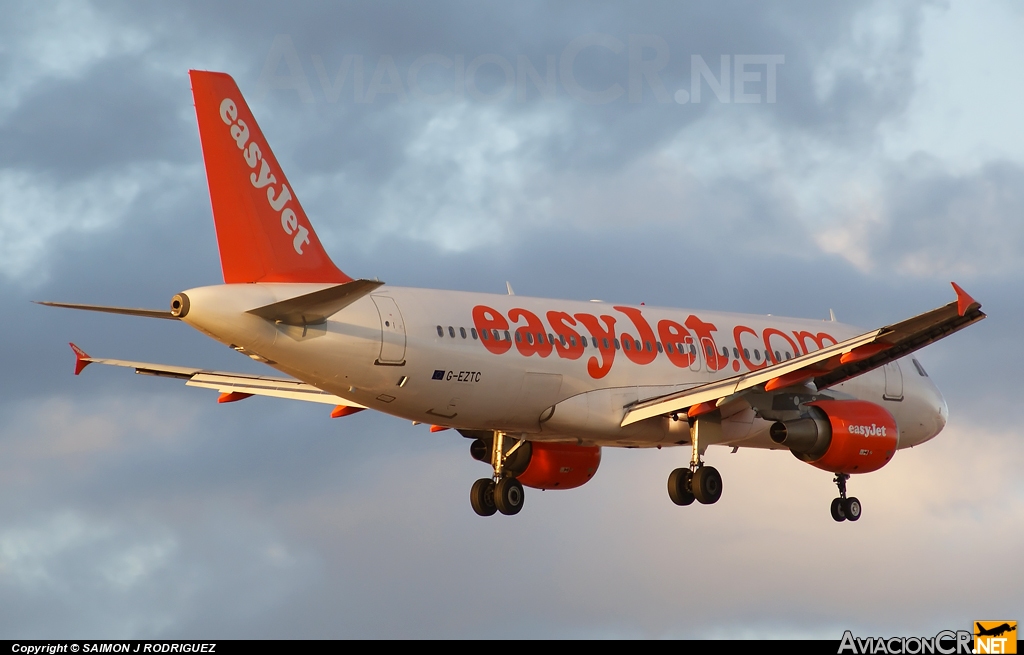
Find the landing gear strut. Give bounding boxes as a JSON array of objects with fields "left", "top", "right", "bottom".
[
  {"left": 668, "top": 417, "right": 723, "bottom": 506},
  {"left": 830, "top": 473, "right": 861, "bottom": 522},
  {"left": 470, "top": 431, "right": 525, "bottom": 517}
]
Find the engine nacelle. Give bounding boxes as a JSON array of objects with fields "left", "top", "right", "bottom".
[
  {"left": 518, "top": 442, "right": 601, "bottom": 490},
  {"left": 470, "top": 439, "right": 601, "bottom": 490},
  {"left": 769, "top": 400, "right": 898, "bottom": 474}
]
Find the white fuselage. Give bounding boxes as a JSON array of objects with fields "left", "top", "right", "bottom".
[{"left": 179, "top": 283, "right": 949, "bottom": 453}]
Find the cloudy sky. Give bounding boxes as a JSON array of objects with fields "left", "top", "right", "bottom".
[{"left": 1, "top": 0, "right": 1022, "bottom": 638}]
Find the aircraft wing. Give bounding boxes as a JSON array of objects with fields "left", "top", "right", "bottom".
[
  {"left": 69, "top": 343, "right": 365, "bottom": 409},
  {"left": 621, "top": 282, "right": 985, "bottom": 427}
]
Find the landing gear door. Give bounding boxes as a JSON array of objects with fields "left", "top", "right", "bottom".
[
  {"left": 371, "top": 296, "right": 406, "bottom": 365},
  {"left": 883, "top": 361, "right": 903, "bottom": 401}
]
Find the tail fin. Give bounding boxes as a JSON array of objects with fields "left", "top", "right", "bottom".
[{"left": 189, "top": 70, "right": 351, "bottom": 284}]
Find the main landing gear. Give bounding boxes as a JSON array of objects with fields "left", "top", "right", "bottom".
[
  {"left": 667, "top": 419, "right": 723, "bottom": 506},
  {"left": 470, "top": 431, "right": 525, "bottom": 517},
  {"left": 829, "top": 473, "right": 861, "bottom": 522}
]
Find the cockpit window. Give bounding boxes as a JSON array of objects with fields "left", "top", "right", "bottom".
[{"left": 912, "top": 358, "right": 929, "bottom": 377}]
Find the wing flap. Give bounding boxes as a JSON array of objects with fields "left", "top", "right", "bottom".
[{"left": 621, "top": 282, "right": 985, "bottom": 427}]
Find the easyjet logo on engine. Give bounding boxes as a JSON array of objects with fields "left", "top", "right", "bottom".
[
  {"left": 219, "top": 98, "right": 311, "bottom": 255},
  {"left": 849, "top": 424, "right": 887, "bottom": 437},
  {"left": 471, "top": 304, "right": 838, "bottom": 380}
]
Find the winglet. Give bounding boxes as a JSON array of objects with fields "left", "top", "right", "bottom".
[
  {"left": 951, "top": 282, "right": 980, "bottom": 317},
  {"left": 69, "top": 342, "right": 91, "bottom": 375}
]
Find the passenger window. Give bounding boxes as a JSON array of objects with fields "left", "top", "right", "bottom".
[
  {"left": 504, "top": 330, "right": 511, "bottom": 341},
  {"left": 493, "top": 329, "right": 501, "bottom": 340},
  {"left": 481, "top": 329, "right": 489, "bottom": 341},
  {"left": 743, "top": 348, "right": 749, "bottom": 360},
  {"left": 580, "top": 336, "right": 588, "bottom": 347},
  {"left": 471, "top": 328, "right": 478, "bottom": 340},
  {"left": 436, "top": 325, "right": 444, "bottom": 337},
  {"left": 623, "top": 340, "right": 631, "bottom": 351},
  {"left": 721, "top": 346, "right": 728, "bottom": 357},
  {"left": 656, "top": 342, "right": 663, "bottom": 353},
  {"left": 666, "top": 343, "right": 674, "bottom": 354},
  {"left": 516, "top": 332, "right": 523, "bottom": 343},
  {"left": 602, "top": 338, "right": 609, "bottom": 349},
  {"left": 754, "top": 350, "right": 761, "bottom": 361},
  {"left": 705, "top": 344, "right": 713, "bottom": 357},
  {"left": 538, "top": 332, "right": 545, "bottom": 344},
  {"left": 732, "top": 348, "right": 739, "bottom": 359},
  {"left": 784, "top": 351, "right": 791, "bottom": 360},
  {"left": 448, "top": 326, "right": 455, "bottom": 338},
  {"left": 460, "top": 327, "right": 467, "bottom": 339},
  {"left": 614, "top": 339, "right": 621, "bottom": 350},
  {"left": 774, "top": 350, "right": 780, "bottom": 362},
  {"left": 645, "top": 341, "right": 651, "bottom": 352},
  {"left": 568, "top": 336, "right": 575, "bottom": 347}
]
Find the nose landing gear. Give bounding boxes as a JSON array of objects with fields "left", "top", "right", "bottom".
[{"left": 830, "top": 473, "right": 861, "bottom": 522}]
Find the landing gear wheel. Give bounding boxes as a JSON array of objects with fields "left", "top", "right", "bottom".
[
  {"left": 667, "top": 468, "right": 695, "bottom": 506},
  {"left": 494, "top": 477, "right": 525, "bottom": 515},
  {"left": 470, "top": 478, "right": 497, "bottom": 517},
  {"left": 830, "top": 497, "right": 847, "bottom": 522},
  {"left": 843, "top": 497, "right": 861, "bottom": 522},
  {"left": 692, "top": 466, "right": 723, "bottom": 505}
]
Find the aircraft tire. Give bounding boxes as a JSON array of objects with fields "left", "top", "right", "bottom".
[
  {"left": 830, "top": 498, "right": 846, "bottom": 522},
  {"left": 494, "top": 477, "right": 525, "bottom": 516},
  {"left": 667, "top": 468, "right": 695, "bottom": 506},
  {"left": 692, "top": 466, "right": 723, "bottom": 505},
  {"left": 843, "top": 497, "right": 861, "bottom": 522},
  {"left": 470, "top": 478, "right": 497, "bottom": 517}
]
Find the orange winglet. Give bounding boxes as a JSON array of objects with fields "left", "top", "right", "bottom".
[
  {"left": 429, "top": 425, "right": 450, "bottom": 432},
  {"left": 218, "top": 391, "right": 253, "bottom": 403},
  {"left": 69, "top": 342, "right": 91, "bottom": 376},
  {"left": 951, "top": 282, "right": 979, "bottom": 317},
  {"left": 687, "top": 401, "right": 718, "bottom": 418},
  {"left": 331, "top": 405, "right": 365, "bottom": 418},
  {"left": 839, "top": 342, "right": 890, "bottom": 365},
  {"left": 764, "top": 369, "right": 817, "bottom": 392}
]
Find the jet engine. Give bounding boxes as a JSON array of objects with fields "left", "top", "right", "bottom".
[
  {"left": 470, "top": 439, "right": 601, "bottom": 489},
  {"left": 769, "top": 400, "right": 898, "bottom": 474}
]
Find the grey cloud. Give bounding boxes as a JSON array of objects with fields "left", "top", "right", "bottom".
[
  {"left": 0, "top": 57, "right": 192, "bottom": 177},
  {"left": 881, "top": 158, "right": 1024, "bottom": 275}
]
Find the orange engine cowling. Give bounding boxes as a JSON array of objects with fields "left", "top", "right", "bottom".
[
  {"left": 769, "top": 400, "right": 898, "bottom": 474},
  {"left": 516, "top": 443, "right": 601, "bottom": 490}
]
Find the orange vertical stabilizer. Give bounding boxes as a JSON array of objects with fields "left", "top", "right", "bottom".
[{"left": 189, "top": 70, "right": 351, "bottom": 284}]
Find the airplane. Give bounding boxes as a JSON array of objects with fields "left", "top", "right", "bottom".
[{"left": 39, "top": 70, "right": 986, "bottom": 523}]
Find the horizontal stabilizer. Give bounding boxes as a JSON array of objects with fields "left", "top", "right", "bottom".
[
  {"left": 246, "top": 279, "right": 384, "bottom": 325},
  {"left": 36, "top": 301, "right": 177, "bottom": 320}
]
